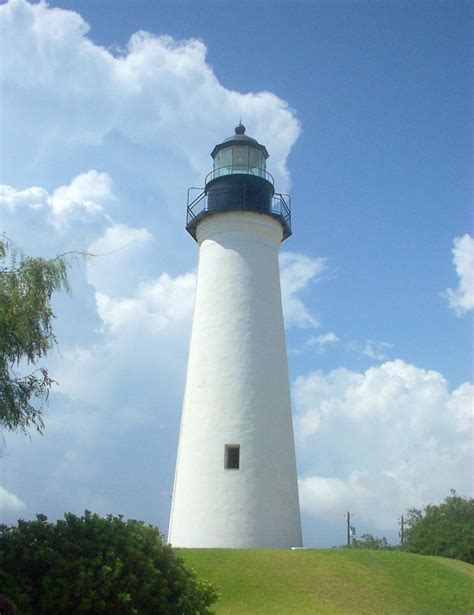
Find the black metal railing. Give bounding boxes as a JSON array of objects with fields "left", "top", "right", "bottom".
[
  {"left": 205, "top": 165, "right": 275, "bottom": 186},
  {"left": 186, "top": 186, "right": 292, "bottom": 240}
]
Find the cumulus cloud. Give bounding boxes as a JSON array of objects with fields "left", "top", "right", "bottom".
[
  {"left": 443, "top": 234, "right": 474, "bottom": 316},
  {"left": 1, "top": 170, "right": 113, "bottom": 228},
  {"left": 47, "top": 219, "right": 195, "bottom": 405},
  {"left": 294, "top": 360, "right": 473, "bottom": 529},
  {"left": 86, "top": 224, "right": 154, "bottom": 296},
  {"left": 84, "top": 223, "right": 196, "bottom": 338},
  {"left": 0, "top": 485, "right": 26, "bottom": 513},
  {"left": 0, "top": 184, "right": 48, "bottom": 212},
  {"left": 95, "top": 272, "right": 196, "bottom": 336},
  {"left": 49, "top": 170, "right": 113, "bottom": 227},
  {"left": 88, "top": 224, "right": 152, "bottom": 258},
  {"left": 0, "top": 0, "right": 300, "bottom": 189},
  {"left": 280, "top": 252, "right": 327, "bottom": 328},
  {"left": 299, "top": 474, "right": 369, "bottom": 518}
]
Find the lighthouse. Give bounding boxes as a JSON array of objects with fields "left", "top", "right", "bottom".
[{"left": 168, "top": 124, "right": 302, "bottom": 548}]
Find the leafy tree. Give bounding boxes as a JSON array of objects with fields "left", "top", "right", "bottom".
[
  {"left": 0, "top": 238, "right": 71, "bottom": 433},
  {"left": 347, "top": 533, "right": 394, "bottom": 550},
  {"left": 0, "top": 511, "right": 217, "bottom": 614},
  {"left": 403, "top": 491, "right": 474, "bottom": 564}
]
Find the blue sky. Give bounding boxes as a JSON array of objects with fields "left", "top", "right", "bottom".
[{"left": 0, "top": 0, "right": 472, "bottom": 548}]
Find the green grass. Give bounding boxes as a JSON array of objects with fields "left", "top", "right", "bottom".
[{"left": 178, "top": 548, "right": 474, "bottom": 614}]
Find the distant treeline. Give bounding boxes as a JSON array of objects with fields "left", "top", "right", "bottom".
[{"left": 346, "top": 491, "right": 474, "bottom": 564}]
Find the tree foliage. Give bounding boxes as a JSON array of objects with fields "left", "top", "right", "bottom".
[
  {"left": 347, "top": 533, "right": 394, "bottom": 550},
  {"left": 0, "top": 238, "right": 70, "bottom": 433},
  {"left": 403, "top": 491, "right": 474, "bottom": 564},
  {"left": 0, "top": 511, "right": 217, "bottom": 614}
]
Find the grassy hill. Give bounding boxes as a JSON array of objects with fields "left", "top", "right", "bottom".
[{"left": 178, "top": 548, "right": 474, "bottom": 614}]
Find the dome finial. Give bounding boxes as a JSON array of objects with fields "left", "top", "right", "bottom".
[{"left": 235, "top": 120, "right": 246, "bottom": 135}]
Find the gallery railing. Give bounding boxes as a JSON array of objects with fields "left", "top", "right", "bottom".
[{"left": 186, "top": 185, "right": 292, "bottom": 240}]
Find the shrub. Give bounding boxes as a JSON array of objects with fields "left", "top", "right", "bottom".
[
  {"left": 0, "top": 511, "right": 217, "bottom": 614},
  {"left": 347, "top": 534, "right": 394, "bottom": 550}
]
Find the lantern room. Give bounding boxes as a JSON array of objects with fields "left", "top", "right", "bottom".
[
  {"left": 210, "top": 122, "right": 269, "bottom": 179},
  {"left": 186, "top": 124, "right": 292, "bottom": 241}
]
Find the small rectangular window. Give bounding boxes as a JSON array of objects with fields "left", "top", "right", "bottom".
[{"left": 225, "top": 444, "right": 240, "bottom": 470}]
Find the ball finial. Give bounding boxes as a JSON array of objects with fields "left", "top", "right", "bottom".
[{"left": 235, "top": 122, "right": 246, "bottom": 135}]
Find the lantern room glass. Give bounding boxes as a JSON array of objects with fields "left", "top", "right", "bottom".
[{"left": 213, "top": 145, "right": 266, "bottom": 179}]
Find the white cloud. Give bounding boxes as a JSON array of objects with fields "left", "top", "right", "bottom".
[
  {"left": 86, "top": 224, "right": 154, "bottom": 296},
  {"left": 49, "top": 170, "right": 113, "bottom": 227},
  {"left": 51, "top": 222, "right": 196, "bottom": 405},
  {"left": 362, "top": 339, "right": 392, "bottom": 361},
  {"left": 0, "top": 485, "right": 26, "bottom": 513},
  {"left": 294, "top": 359, "right": 473, "bottom": 529},
  {"left": 95, "top": 272, "right": 196, "bottom": 336},
  {"left": 280, "top": 252, "right": 327, "bottom": 328},
  {"left": 443, "top": 234, "right": 474, "bottom": 316},
  {"left": 88, "top": 224, "right": 152, "bottom": 258},
  {"left": 0, "top": 184, "right": 48, "bottom": 212},
  {"left": 85, "top": 223, "right": 195, "bottom": 337},
  {"left": 306, "top": 332, "right": 339, "bottom": 349},
  {"left": 0, "top": 0, "right": 300, "bottom": 189},
  {"left": 1, "top": 170, "right": 113, "bottom": 229},
  {"left": 299, "top": 474, "right": 369, "bottom": 518}
]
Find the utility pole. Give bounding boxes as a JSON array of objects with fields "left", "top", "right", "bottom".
[
  {"left": 346, "top": 511, "right": 351, "bottom": 546},
  {"left": 399, "top": 515, "right": 405, "bottom": 545}
]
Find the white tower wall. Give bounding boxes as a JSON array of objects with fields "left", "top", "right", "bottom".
[{"left": 168, "top": 211, "right": 302, "bottom": 548}]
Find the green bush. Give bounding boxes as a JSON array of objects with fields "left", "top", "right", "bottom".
[
  {"left": 0, "top": 511, "right": 217, "bottom": 614},
  {"left": 347, "top": 533, "right": 394, "bottom": 550},
  {"left": 403, "top": 491, "right": 474, "bottom": 564}
]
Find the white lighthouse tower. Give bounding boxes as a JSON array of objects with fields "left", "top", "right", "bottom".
[{"left": 168, "top": 124, "right": 302, "bottom": 548}]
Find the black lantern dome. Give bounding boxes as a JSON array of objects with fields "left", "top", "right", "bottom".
[{"left": 186, "top": 125, "right": 292, "bottom": 241}]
